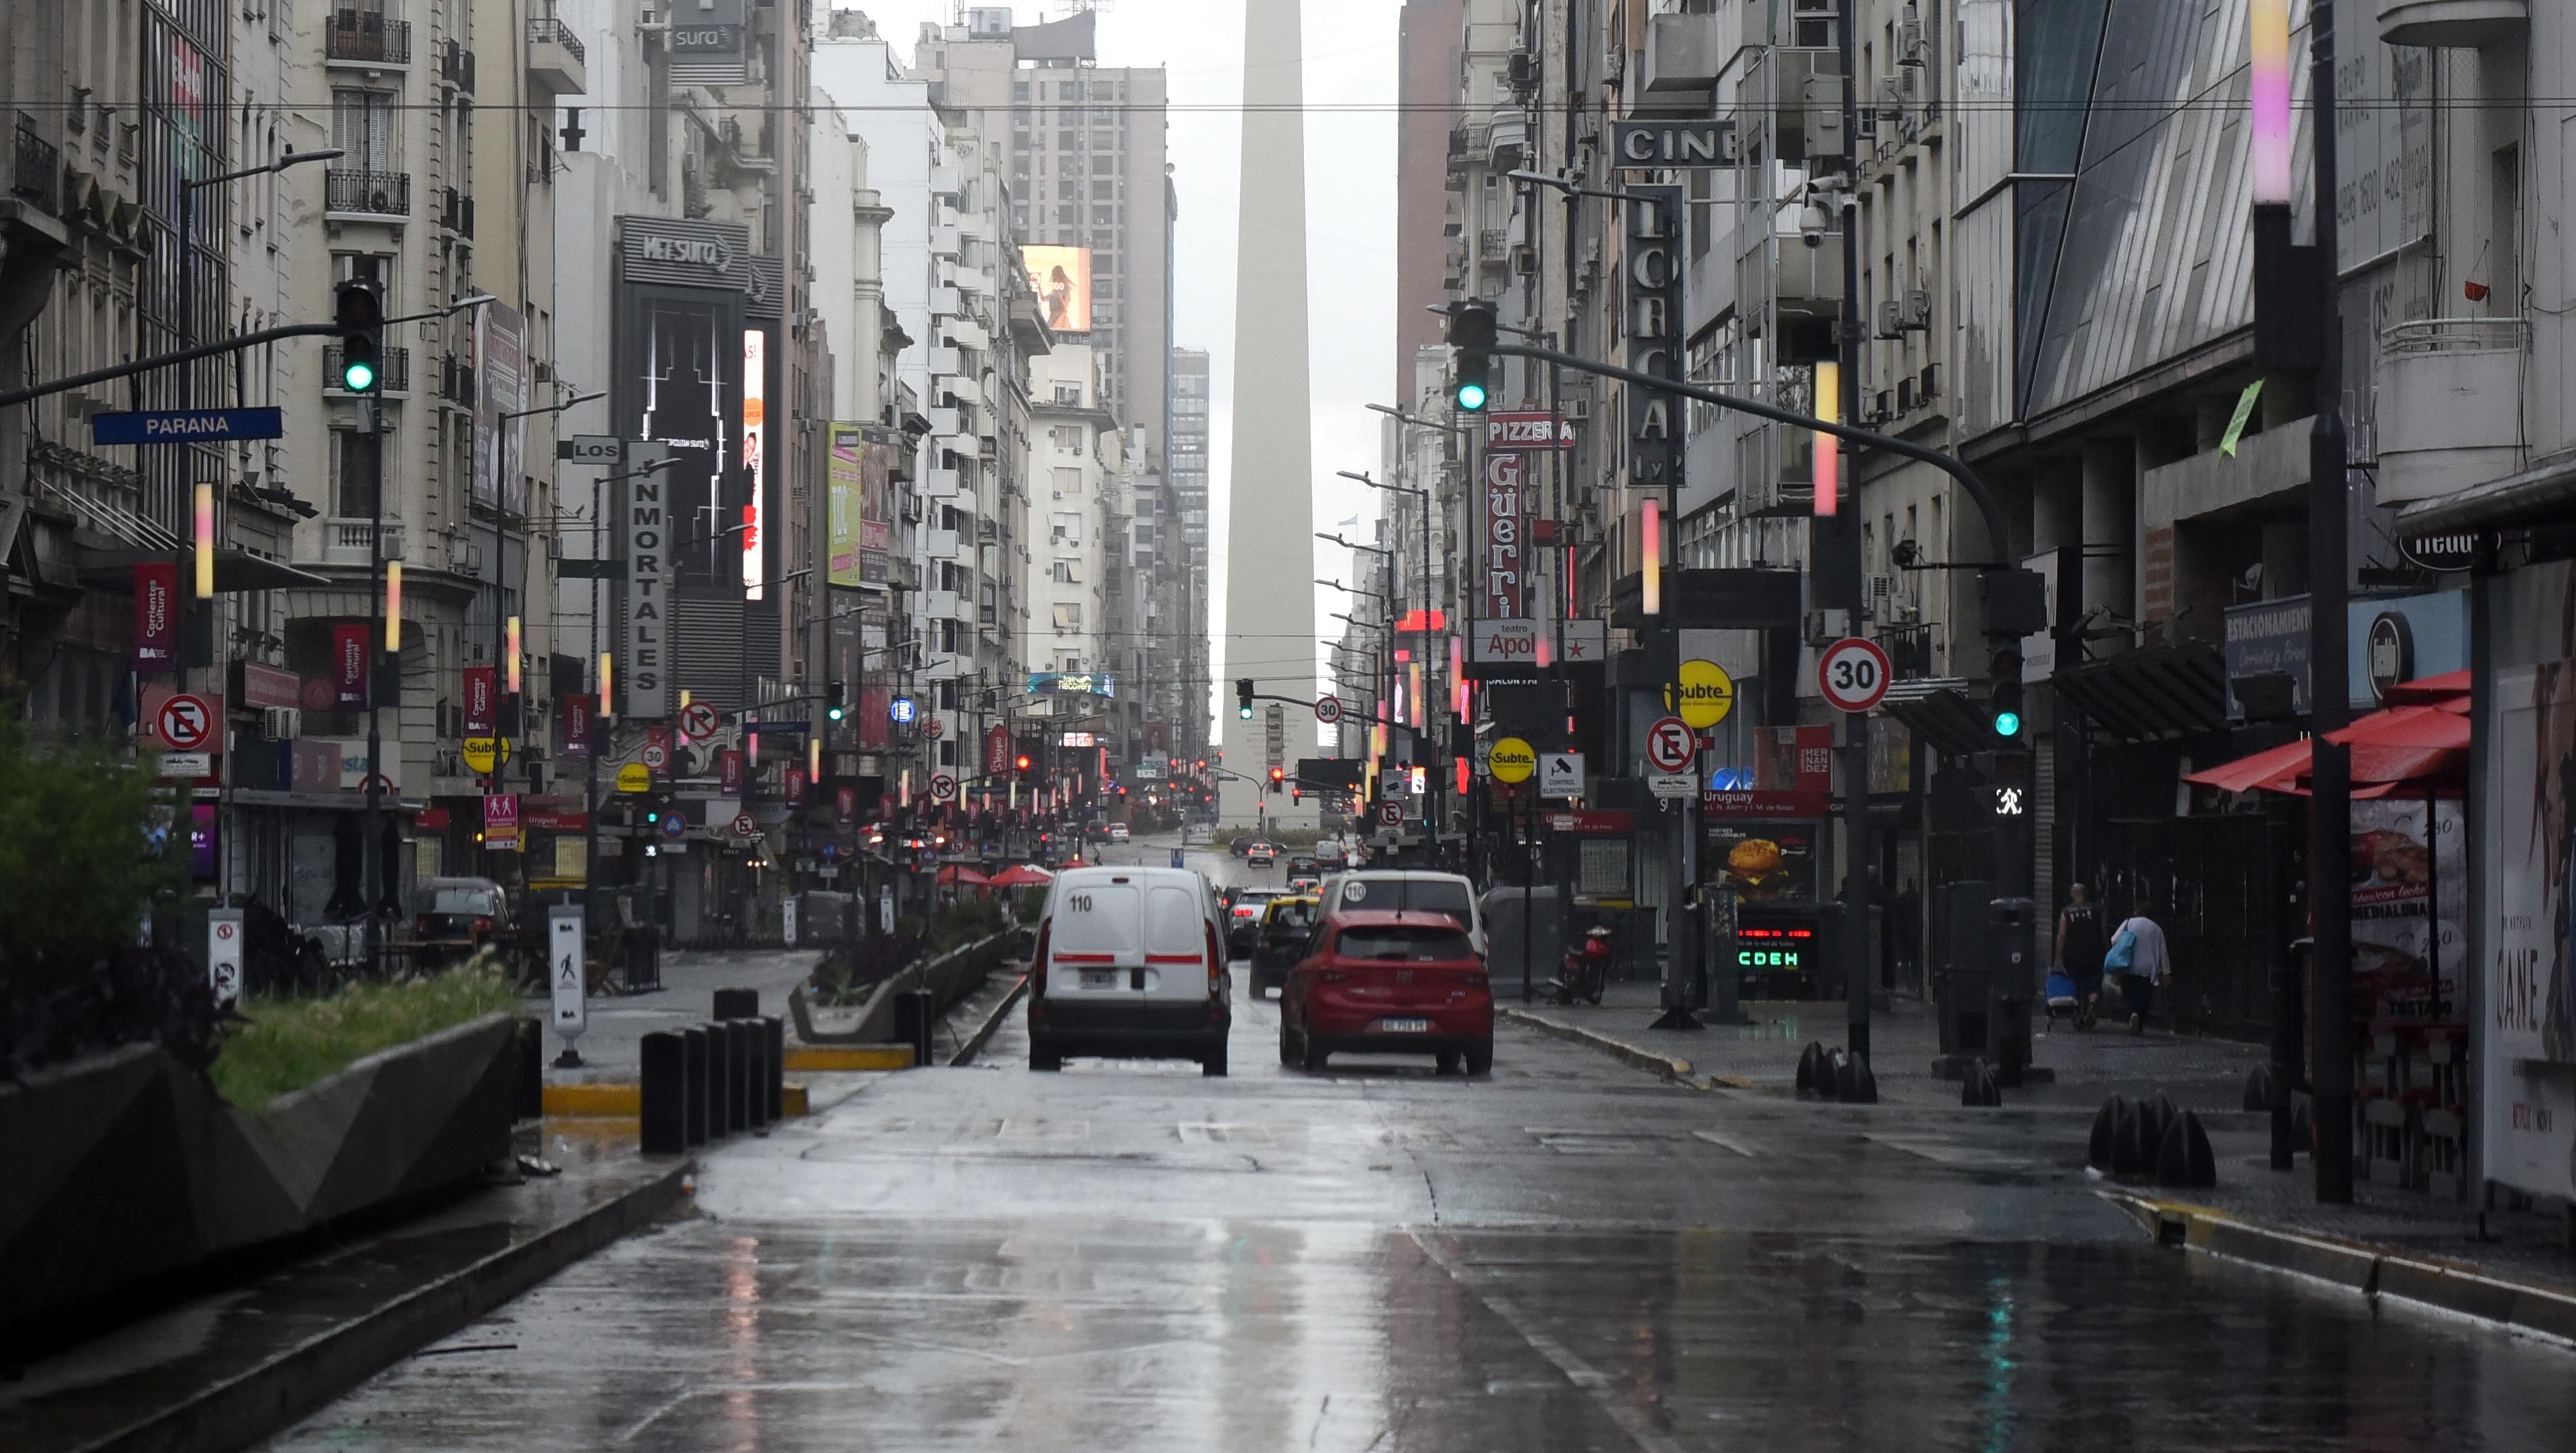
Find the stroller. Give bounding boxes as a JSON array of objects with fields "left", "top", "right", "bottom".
[{"left": 2044, "top": 966, "right": 2097, "bottom": 1031}]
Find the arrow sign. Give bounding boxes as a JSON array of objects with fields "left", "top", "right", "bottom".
[
  {"left": 930, "top": 773, "right": 957, "bottom": 802},
  {"left": 680, "top": 701, "right": 721, "bottom": 739}
]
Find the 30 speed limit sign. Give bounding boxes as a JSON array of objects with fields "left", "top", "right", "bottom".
[{"left": 1817, "top": 637, "right": 1893, "bottom": 713}]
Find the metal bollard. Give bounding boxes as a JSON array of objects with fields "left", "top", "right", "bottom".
[
  {"left": 761, "top": 1015, "right": 786, "bottom": 1121},
  {"left": 702, "top": 1021, "right": 733, "bottom": 1138},
  {"left": 513, "top": 1017, "right": 544, "bottom": 1121},
  {"left": 680, "top": 1026, "right": 709, "bottom": 1147},
  {"left": 738, "top": 1020, "right": 769, "bottom": 1131},
  {"left": 714, "top": 986, "right": 759, "bottom": 1020},
  {"left": 640, "top": 1031, "right": 687, "bottom": 1155},
  {"left": 905, "top": 988, "right": 936, "bottom": 1067},
  {"left": 728, "top": 1019, "right": 758, "bottom": 1132}
]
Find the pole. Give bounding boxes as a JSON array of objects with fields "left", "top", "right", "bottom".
[
  {"left": 363, "top": 378, "right": 386, "bottom": 977},
  {"left": 2307, "top": 0, "right": 2354, "bottom": 1204},
  {"left": 1837, "top": 0, "right": 1873, "bottom": 1072}
]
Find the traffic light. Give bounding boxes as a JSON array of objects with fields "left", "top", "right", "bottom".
[
  {"left": 1236, "top": 678, "right": 1255, "bottom": 719},
  {"left": 1447, "top": 301, "right": 1496, "bottom": 413},
  {"left": 1015, "top": 754, "right": 1033, "bottom": 774},
  {"left": 826, "top": 680, "right": 847, "bottom": 722},
  {"left": 1988, "top": 646, "right": 2025, "bottom": 739},
  {"left": 1269, "top": 766, "right": 1285, "bottom": 795},
  {"left": 333, "top": 278, "right": 383, "bottom": 394}
]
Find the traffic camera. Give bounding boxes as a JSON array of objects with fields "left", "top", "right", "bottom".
[
  {"left": 1446, "top": 301, "right": 1496, "bottom": 413},
  {"left": 333, "top": 278, "right": 383, "bottom": 394}
]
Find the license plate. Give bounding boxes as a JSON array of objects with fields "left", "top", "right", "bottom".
[
  {"left": 1377, "top": 1017, "right": 1430, "bottom": 1034},
  {"left": 1080, "top": 969, "right": 1118, "bottom": 989}
]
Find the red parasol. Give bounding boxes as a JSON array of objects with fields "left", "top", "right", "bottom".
[
  {"left": 987, "top": 864, "right": 1055, "bottom": 888},
  {"left": 937, "top": 864, "right": 992, "bottom": 887}
]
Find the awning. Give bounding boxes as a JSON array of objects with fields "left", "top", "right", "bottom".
[
  {"left": 2393, "top": 450, "right": 2576, "bottom": 535},
  {"left": 2184, "top": 672, "right": 2472, "bottom": 797},
  {"left": 77, "top": 548, "right": 331, "bottom": 594},
  {"left": 2049, "top": 643, "right": 2229, "bottom": 743},
  {"left": 936, "top": 864, "right": 990, "bottom": 887},
  {"left": 987, "top": 863, "right": 1053, "bottom": 888},
  {"left": 2383, "top": 668, "right": 2470, "bottom": 709},
  {"left": 1879, "top": 685, "right": 1993, "bottom": 760}
]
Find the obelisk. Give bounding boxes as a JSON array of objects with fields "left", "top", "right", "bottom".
[{"left": 1219, "top": 0, "right": 1318, "bottom": 829}]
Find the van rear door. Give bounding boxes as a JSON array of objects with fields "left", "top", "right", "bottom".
[
  {"left": 1045, "top": 877, "right": 1148, "bottom": 1032},
  {"left": 1139, "top": 879, "right": 1221, "bottom": 1034}
]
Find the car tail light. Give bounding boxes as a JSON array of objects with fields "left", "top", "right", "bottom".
[
  {"left": 1320, "top": 969, "right": 1351, "bottom": 984},
  {"left": 1204, "top": 921, "right": 1224, "bottom": 997},
  {"left": 471, "top": 918, "right": 493, "bottom": 936},
  {"left": 1461, "top": 971, "right": 1488, "bottom": 989}
]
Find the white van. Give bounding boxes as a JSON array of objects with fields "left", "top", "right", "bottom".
[{"left": 1026, "top": 865, "right": 1231, "bottom": 1074}]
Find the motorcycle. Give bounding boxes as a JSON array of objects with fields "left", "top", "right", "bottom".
[{"left": 1549, "top": 925, "right": 1613, "bottom": 1006}]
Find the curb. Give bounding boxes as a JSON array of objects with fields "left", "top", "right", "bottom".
[
  {"left": 541, "top": 1085, "right": 810, "bottom": 1119},
  {"left": 781, "top": 1045, "right": 915, "bottom": 1072},
  {"left": 950, "top": 976, "right": 1029, "bottom": 1066},
  {"left": 1498, "top": 1006, "right": 1696, "bottom": 1084},
  {"left": 63, "top": 1158, "right": 693, "bottom": 1453},
  {"left": 2105, "top": 1190, "right": 2576, "bottom": 1345}
]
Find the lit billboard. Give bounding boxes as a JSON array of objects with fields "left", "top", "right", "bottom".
[{"left": 1023, "top": 245, "right": 1092, "bottom": 334}]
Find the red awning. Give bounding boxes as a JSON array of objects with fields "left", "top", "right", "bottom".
[
  {"left": 2184, "top": 738, "right": 2312, "bottom": 795},
  {"left": 2382, "top": 668, "right": 2470, "bottom": 707},
  {"left": 2328, "top": 703, "right": 2470, "bottom": 752},
  {"left": 2186, "top": 684, "right": 2473, "bottom": 799},
  {"left": 987, "top": 864, "right": 1054, "bottom": 888},
  {"left": 937, "top": 865, "right": 991, "bottom": 886}
]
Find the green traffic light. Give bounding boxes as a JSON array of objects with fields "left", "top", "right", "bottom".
[
  {"left": 1237, "top": 705, "right": 1253, "bottom": 720},
  {"left": 1456, "top": 380, "right": 1488, "bottom": 411},
  {"left": 342, "top": 358, "right": 376, "bottom": 392},
  {"left": 1993, "top": 710, "right": 2022, "bottom": 737}
]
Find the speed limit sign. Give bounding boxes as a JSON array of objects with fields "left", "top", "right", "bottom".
[
  {"left": 1817, "top": 637, "right": 1893, "bottom": 713},
  {"left": 1644, "top": 715, "right": 1696, "bottom": 773}
]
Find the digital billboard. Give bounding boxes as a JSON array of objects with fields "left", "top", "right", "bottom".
[{"left": 1023, "top": 245, "right": 1092, "bottom": 334}]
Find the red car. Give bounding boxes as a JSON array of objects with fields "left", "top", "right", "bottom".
[{"left": 1279, "top": 909, "right": 1493, "bottom": 1074}]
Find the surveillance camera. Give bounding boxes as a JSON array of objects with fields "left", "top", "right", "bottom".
[{"left": 1800, "top": 202, "right": 1829, "bottom": 249}]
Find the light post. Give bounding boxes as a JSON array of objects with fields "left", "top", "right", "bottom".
[
  {"left": 485, "top": 389, "right": 602, "bottom": 887},
  {"left": 1337, "top": 468, "right": 1442, "bottom": 850}
]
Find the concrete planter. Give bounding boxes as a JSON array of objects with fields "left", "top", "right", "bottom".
[
  {"left": 0, "top": 1012, "right": 520, "bottom": 1344},
  {"left": 790, "top": 932, "right": 1016, "bottom": 1045}
]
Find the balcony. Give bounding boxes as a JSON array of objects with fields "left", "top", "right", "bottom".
[
  {"left": 10, "top": 117, "right": 60, "bottom": 216},
  {"left": 326, "top": 10, "right": 411, "bottom": 67},
  {"left": 325, "top": 168, "right": 409, "bottom": 219},
  {"left": 440, "top": 40, "right": 476, "bottom": 92},
  {"left": 926, "top": 527, "right": 961, "bottom": 560},
  {"left": 322, "top": 344, "right": 410, "bottom": 396},
  {"left": 438, "top": 351, "right": 478, "bottom": 407},
  {"left": 2374, "top": 317, "right": 2527, "bottom": 504},
  {"left": 2377, "top": 0, "right": 2524, "bottom": 47},
  {"left": 524, "top": 12, "right": 589, "bottom": 96},
  {"left": 923, "top": 465, "right": 962, "bottom": 498},
  {"left": 924, "top": 589, "right": 963, "bottom": 621},
  {"left": 439, "top": 187, "right": 474, "bottom": 238},
  {"left": 321, "top": 518, "right": 378, "bottom": 568}
]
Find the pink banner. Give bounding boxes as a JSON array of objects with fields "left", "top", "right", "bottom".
[
  {"left": 463, "top": 666, "right": 496, "bottom": 735},
  {"left": 332, "top": 624, "right": 369, "bottom": 707},
  {"left": 132, "top": 562, "right": 178, "bottom": 671},
  {"left": 561, "top": 693, "right": 592, "bottom": 755},
  {"left": 1484, "top": 451, "right": 1527, "bottom": 618}
]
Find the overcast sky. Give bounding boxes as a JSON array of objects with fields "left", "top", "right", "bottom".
[{"left": 825, "top": 1, "right": 1400, "bottom": 711}]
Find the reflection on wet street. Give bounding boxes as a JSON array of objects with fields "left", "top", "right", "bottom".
[{"left": 265, "top": 837, "right": 2576, "bottom": 1451}]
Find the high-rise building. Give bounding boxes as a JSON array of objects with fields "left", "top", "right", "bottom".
[{"left": 1169, "top": 348, "right": 1211, "bottom": 759}]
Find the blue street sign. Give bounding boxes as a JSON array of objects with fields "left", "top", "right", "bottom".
[
  {"left": 743, "top": 719, "right": 813, "bottom": 735},
  {"left": 91, "top": 408, "right": 284, "bottom": 445}
]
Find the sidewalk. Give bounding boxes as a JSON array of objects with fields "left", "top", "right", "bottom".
[
  {"left": 1504, "top": 980, "right": 2267, "bottom": 1113},
  {"left": 539, "top": 946, "right": 821, "bottom": 1087},
  {"left": 0, "top": 1121, "right": 690, "bottom": 1453}
]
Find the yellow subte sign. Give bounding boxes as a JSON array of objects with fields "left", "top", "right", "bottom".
[
  {"left": 1664, "top": 659, "right": 1735, "bottom": 729},
  {"left": 1488, "top": 736, "right": 1536, "bottom": 783}
]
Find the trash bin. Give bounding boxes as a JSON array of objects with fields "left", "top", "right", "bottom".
[{"left": 1480, "top": 884, "right": 1562, "bottom": 1003}]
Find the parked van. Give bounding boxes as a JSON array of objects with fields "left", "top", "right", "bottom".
[{"left": 1026, "top": 865, "right": 1231, "bottom": 1074}]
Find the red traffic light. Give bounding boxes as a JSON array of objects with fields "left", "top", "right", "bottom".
[
  {"left": 1268, "top": 767, "right": 1284, "bottom": 781},
  {"left": 1015, "top": 754, "right": 1032, "bottom": 771}
]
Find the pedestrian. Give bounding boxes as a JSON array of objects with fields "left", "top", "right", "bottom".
[
  {"left": 2103, "top": 905, "right": 2170, "bottom": 1035},
  {"left": 2055, "top": 882, "right": 2108, "bottom": 1025}
]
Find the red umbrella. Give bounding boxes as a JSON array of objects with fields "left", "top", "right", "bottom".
[
  {"left": 988, "top": 864, "right": 1054, "bottom": 888},
  {"left": 937, "top": 864, "right": 992, "bottom": 887},
  {"left": 2183, "top": 738, "right": 2311, "bottom": 795},
  {"left": 2381, "top": 668, "right": 2470, "bottom": 707},
  {"left": 2328, "top": 703, "right": 2469, "bottom": 752}
]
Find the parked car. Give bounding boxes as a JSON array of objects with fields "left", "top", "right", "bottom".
[
  {"left": 1026, "top": 865, "right": 1230, "bottom": 1075},
  {"left": 1225, "top": 887, "right": 1285, "bottom": 957},
  {"left": 1230, "top": 834, "right": 1258, "bottom": 857},
  {"left": 1250, "top": 894, "right": 1321, "bottom": 998},
  {"left": 1317, "top": 870, "right": 1485, "bottom": 955},
  {"left": 412, "top": 877, "right": 515, "bottom": 967},
  {"left": 1279, "top": 910, "right": 1493, "bottom": 1074}
]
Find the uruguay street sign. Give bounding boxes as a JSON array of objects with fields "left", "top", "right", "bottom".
[{"left": 91, "top": 408, "right": 284, "bottom": 446}]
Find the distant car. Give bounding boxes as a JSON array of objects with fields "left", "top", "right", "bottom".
[
  {"left": 1286, "top": 874, "right": 1321, "bottom": 896},
  {"left": 1230, "top": 834, "right": 1258, "bottom": 857},
  {"left": 1313, "top": 840, "right": 1348, "bottom": 869},
  {"left": 1226, "top": 887, "right": 1285, "bottom": 957},
  {"left": 1318, "top": 870, "right": 1485, "bottom": 955},
  {"left": 1182, "top": 822, "right": 1216, "bottom": 847},
  {"left": 1026, "top": 864, "right": 1230, "bottom": 1076},
  {"left": 1247, "top": 842, "right": 1277, "bottom": 869},
  {"left": 413, "top": 877, "right": 514, "bottom": 966},
  {"left": 1286, "top": 854, "right": 1318, "bottom": 878},
  {"left": 1250, "top": 895, "right": 1321, "bottom": 998},
  {"left": 1106, "top": 822, "right": 1131, "bottom": 842},
  {"left": 1280, "top": 910, "right": 1493, "bottom": 1074}
]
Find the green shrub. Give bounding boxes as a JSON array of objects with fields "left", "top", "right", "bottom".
[
  {"left": 0, "top": 707, "right": 183, "bottom": 984},
  {"left": 209, "top": 959, "right": 522, "bottom": 1112}
]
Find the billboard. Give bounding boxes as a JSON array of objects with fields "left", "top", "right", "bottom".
[
  {"left": 828, "top": 425, "right": 865, "bottom": 587},
  {"left": 827, "top": 424, "right": 897, "bottom": 588},
  {"left": 476, "top": 302, "right": 527, "bottom": 513},
  {"left": 1023, "top": 245, "right": 1092, "bottom": 334}
]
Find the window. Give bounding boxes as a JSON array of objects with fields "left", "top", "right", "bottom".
[
  {"left": 1060, "top": 81, "right": 1082, "bottom": 101},
  {"left": 1050, "top": 511, "right": 1081, "bottom": 545},
  {"left": 1091, "top": 180, "right": 1115, "bottom": 200},
  {"left": 1052, "top": 602, "right": 1083, "bottom": 630},
  {"left": 1051, "top": 559, "right": 1084, "bottom": 583},
  {"left": 1332, "top": 925, "right": 1476, "bottom": 961},
  {"left": 1053, "top": 466, "right": 1083, "bottom": 495},
  {"left": 331, "top": 89, "right": 397, "bottom": 171},
  {"left": 331, "top": 428, "right": 383, "bottom": 518}
]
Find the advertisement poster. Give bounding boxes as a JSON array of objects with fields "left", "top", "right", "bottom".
[
  {"left": 133, "top": 562, "right": 178, "bottom": 671},
  {"left": 2349, "top": 799, "right": 2464, "bottom": 1020},
  {"left": 827, "top": 424, "right": 865, "bottom": 587},
  {"left": 332, "top": 623, "right": 370, "bottom": 708},
  {"left": 1022, "top": 244, "right": 1092, "bottom": 332},
  {"left": 1705, "top": 823, "right": 1816, "bottom": 905},
  {"left": 561, "top": 693, "right": 592, "bottom": 755},
  {"left": 476, "top": 302, "right": 527, "bottom": 514},
  {"left": 2482, "top": 558, "right": 2576, "bottom": 1203},
  {"left": 464, "top": 665, "right": 496, "bottom": 735}
]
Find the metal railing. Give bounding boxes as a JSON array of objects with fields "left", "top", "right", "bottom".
[
  {"left": 527, "top": 13, "right": 586, "bottom": 67},
  {"left": 440, "top": 40, "right": 476, "bottom": 92},
  {"left": 439, "top": 352, "right": 477, "bottom": 405},
  {"left": 326, "top": 168, "right": 410, "bottom": 216},
  {"left": 323, "top": 344, "right": 409, "bottom": 394},
  {"left": 11, "top": 116, "right": 58, "bottom": 213},
  {"left": 440, "top": 187, "right": 474, "bottom": 238},
  {"left": 327, "top": 12, "right": 413, "bottom": 65},
  {"left": 2380, "top": 315, "right": 2528, "bottom": 355}
]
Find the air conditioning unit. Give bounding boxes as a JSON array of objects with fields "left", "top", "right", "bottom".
[
  {"left": 379, "top": 524, "right": 406, "bottom": 560},
  {"left": 1899, "top": 10, "right": 1930, "bottom": 66},
  {"left": 1896, "top": 67, "right": 1925, "bottom": 106},
  {"left": 1897, "top": 377, "right": 1917, "bottom": 413},
  {"left": 1867, "top": 574, "right": 1894, "bottom": 620},
  {"left": 1563, "top": 398, "right": 1591, "bottom": 422},
  {"left": 261, "top": 707, "right": 301, "bottom": 741},
  {"left": 1877, "top": 74, "right": 1906, "bottom": 117},
  {"left": 1877, "top": 300, "right": 1904, "bottom": 338},
  {"left": 1903, "top": 289, "right": 1933, "bottom": 329}
]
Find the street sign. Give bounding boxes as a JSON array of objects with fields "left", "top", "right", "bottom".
[
  {"left": 930, "top": 772, "right": 957, "bottom": 802},
  {"left": 156, "top": 693, "right": 215, "bottom": 751},
  {"left": 1539, "top": 752, "right": 1585, "bottom": 799},
  {"left": 1609, "top": 118, "right": 1738, "bottom": 168},
  {"left": 207, "top": 909, "right": 244, "bottom": 1008},
  {"left": 461, "top": 735, "right": 512, "bottom": 774},
  {"left": 158, "top": 752, "right": 213, "bottom": 779},
  {"left": 1488, "top": 737, "right": 1536, "bottom": 784},
  {"left": 1817, "top": 637, "right": 1894, "bottom": 713},
  {"left": 616, "top": 763, "right": 652, "bottom": 793},
  {"left": 1665, "top": 659, "right": 1736, "bottom": 728},
  {"left": 680, "top": 701, "right": 720, "bottom": 738},
  {"left": 1170, "top": 848, "right": 1185, "bottom": 868},
  {"left": 1314, "top": 695, "right": 1343, "bottom": 724},
  {"left": 1484, "top": 411, "right": 1577, "bottom": 450},
  {"left": 548, "top": 905, "right": 586, "bottom": 1051},
  {"left": 660, "top": 810, "right": 687, "bottom": 839},
  {"left": 732, "top": 812, "right": 758, "bottom": 838},
  {"left": 1645, "top": 715, "right": 1696, "bottom": 772},
  {"left": 91, "top": 407, "right": 284, "bottom": 446},
  {"left": 783, "top": 899, "right": 798, "bottom": 947},
  {"left": 559, "top": 435, "right": 625, "bottom": 464},
  {"left": 1379, "top": 801, "right": 1403, "bottom": 825},
  {"left": 640, "top": 739, "right": 670, "bottom": 771},
  {"left": 1648, "top": 772, "right": 1698, "bottom": 800}
]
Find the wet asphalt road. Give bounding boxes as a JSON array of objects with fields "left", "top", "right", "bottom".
[{"left": 266, "top": 834, "right": 2576, "bottom": 1451}]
